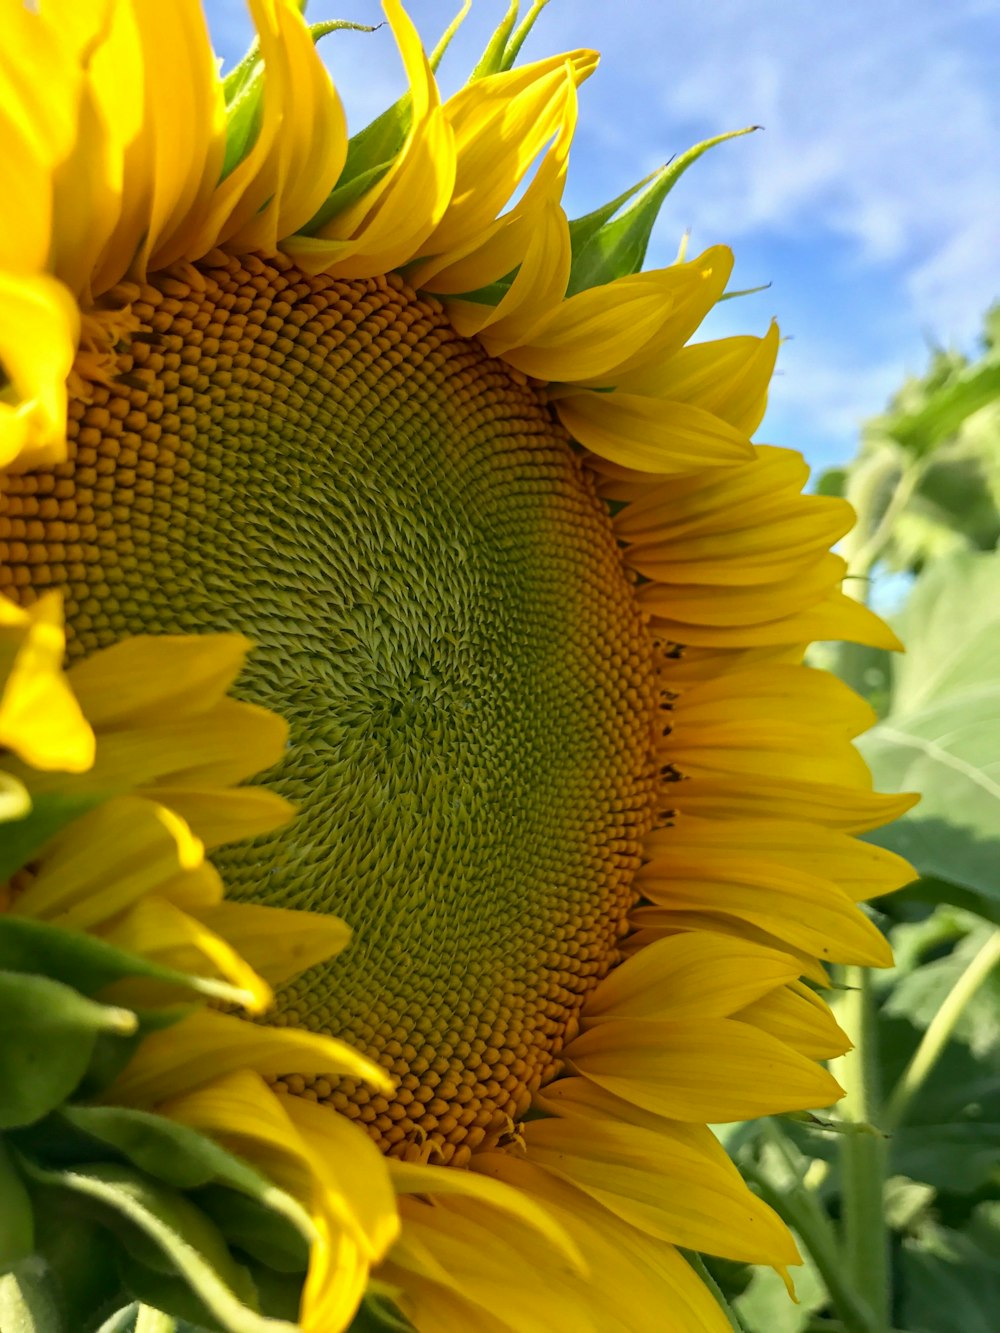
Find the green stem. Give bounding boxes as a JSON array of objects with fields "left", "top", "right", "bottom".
[
  {"left": 747, "top": 1123, "right": 879, "bottom": 1333},
  {"left": 883, "top": 929, "right": 1000, "bottom": 1132},
  {"left": 837, "top": 968, "right": 891, "bottom": 1332},
  {"left": 686, "top": 1253, "right": 749, "bottom": 1333}
]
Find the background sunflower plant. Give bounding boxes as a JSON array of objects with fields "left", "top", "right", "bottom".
[
  {"left": 0, "top": 2, "right": 960, "bottom": 1332},
  {"left": 711, "top": 305, "right": 1000, "bottom": 1333}
]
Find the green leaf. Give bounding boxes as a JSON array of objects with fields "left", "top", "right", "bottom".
[
  {"left": 566, "top": 128, "right": 758, "bottom": 296},
  {"left": 0, "top": 916, "right": 263, "bottom": 1011},
  {"left": 859, "top": 550, "right": 1000, "bottom": 902},
  {"left": 0, "top": 792, "right": 104, "bottom": 881},
  {"left": 16, "top": 1160, "right": 294, "bottom": 1333},
  {"left": 0, "top": 1138, "right": 34, "bottom": 1267},
  {"left": 0, "top": 972, "right": 136, "bottom": 1129},
  {"left": 889, "top": 359, "right": 1000, "bottom": 457},
  {"left": 898, "top": 1218, "right": 1000, "bottom": 1333}
]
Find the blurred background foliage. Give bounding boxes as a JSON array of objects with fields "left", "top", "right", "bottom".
[{"left": 710, "top": 305, "right": 1000, "bottom": 1333}]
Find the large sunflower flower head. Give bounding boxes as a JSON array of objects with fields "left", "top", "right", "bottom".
[{"left": 0, "top": 2, "right": 917, "bottom": 1329}]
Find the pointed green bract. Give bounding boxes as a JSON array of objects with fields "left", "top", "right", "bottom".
[
  {"left": 567, "top": 127, "right": 760, "bottom": 296},
  {"left": 429, "top": 0, "right": 471, "bottom": 73}
]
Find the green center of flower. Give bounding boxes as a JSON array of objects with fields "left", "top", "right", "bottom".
[{"left": 1, "top": 251, "right": 656, "bottom": 1165}]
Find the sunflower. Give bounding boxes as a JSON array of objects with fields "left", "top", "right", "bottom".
[{"left": 0, "top": 2, "right": 916, "bottom": 1330}]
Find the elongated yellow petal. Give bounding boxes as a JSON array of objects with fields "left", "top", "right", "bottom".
[
  {"left": 735, "top": 982, "right": 852, "bottom": 1060},
  {"left": 472, "top": 1154, "right": 733, "bottom": 1333},
  {"left": 12, "top": 795, "right": 206, "bottom": 927},
  {"left": 109, "top": 1008, "right": 393, "bottom": 1106},
  {"left": 0, "top": 272, "right": 78, "bottom": 470},
  {"left": 445, "top": 199, "right": 572, "bottom": 346},
  {"left": 66, "top": 632, "right": 251, "bottom": 728},
  {"left": 103, "top": 893, "right": 273, "bottom": 1013},
  {"left": 492, "top": 247, "right": 733, "bottom": 383},
  {"left": 222, "top": 0, "right": 348, "bottom": 253},
  {"left": 0, "top": 591, "right": 91, "bottom": 772},
  {"left": 193, "top": 902, "right": 351, "bottom": 986},
  {"left": 521, "top": 1116, "right": 798, "bottom": 1265},
  {"left": 616, "top": 323, "right": 780, "bottom": 436},
  {"left": 85, "top": 0, "right": 225, "bottom": 294},
  {"left": 281, "top": 1093, "right": 400, "bottom": 1262},
  {"left": 389, "top": 1158, "right": 583, "bottom": 1271},
  {"left": 636, "top": 864, "right": 893, "bottom": 967},
  {"left": 284, "top": 0, "right": 456, "bottom": 279},
  {"left": 583, "top": 933, "right": 799, "bottom": 1023},
  {"left": 417, "top": 51, "right": 595, "bottom": 261},
  {"left": 556, "top": 391, "right": 753, "bottom": 474},
  {"left": 566, "top": 1018, "right": 843, "bottom": 1120},
  {"left": 141, "top": 784, "right": 294, "bottom": 850}
]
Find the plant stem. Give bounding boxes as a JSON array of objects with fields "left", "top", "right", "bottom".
[
  {"left": 746, "top": 1123, "right": 879, "bottom": 1333},
  {"left": 883, "top": 928, "right": 1000, "bottom": 1132},
  {"left": 837, "top": 967, "right": 891, "bottom": 1332}
]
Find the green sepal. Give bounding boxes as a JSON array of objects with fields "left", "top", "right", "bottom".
[
  {"left": 718, "top": 281, "right": 772, "bottom": 302},
  {"left": 0, "top": 1137, "right": 34, "bottom": 1268},
  {"left": 469, "top": 0, "right": 551, "bottom": 80},
  {"left": 0, "top": 791, "right": 105, "bottom": 881},
  {"left": 0, "top": 971, "right": 136, "bottom": 1129},
  {"left": 28, "top": 1186, "right": 124, "bottom": 1330},
  {"left": 16, "top": 1159, "right": 293, "bottom": 1333},
  {"left": 0, "top": 1258, "right": 64, "bottom": 1333},
  {"left": 194, "top": 1189, "right": 308, "bottom": 1275},
  {"left": 348, "top": 1283, "right": 417, "bottom": 1332},
  {"left": 55, "top": 1106, "right": 313, "bottom": 1253},
  {"left": 0, "top": 915, "right": 264, "bottom": 1010},
  {"left": 469, "top": 0, "right": 519, "bottom": 79},
  {"left": 77, "top": 1006, "right": 193, "bottom": 1103},
  {"left": 566, "top": 127, "right": 759, "bottom": 296},
  {"left": 95, "top": 1305, "right": 142, "bottom": 1333}
]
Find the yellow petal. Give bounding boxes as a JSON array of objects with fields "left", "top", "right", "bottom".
[
  {"left": 445, "top": 199, "right": 573, "bottom": 347},
  {"left": 635, "top": 862, "right": 893, "bottom": 968},
  {"left": 109, "top": 1008, "right": 393, "bottom": 1107},
  {"left": 616, "top": 323, "right": 781, "bottom": 435},
  {"left": 565, "top": 1018, "right": 843, "bottom": 1120},
  {"left": 193, "top": 902, "right": 351, "bottom": 985},
  {"left": 416, "top": 51, "right": 594, "bottom": 262},
  {"left": 555, "top": 391, "right": 753, "bottom": 474},
  {"left": 280, "top": 1093, "right": 399, "bottom": 1262},
  {"left": 472, "top": 1153, "right": 734, "bottom": 1333},
  {"left": 12, "top": 795, "right": 207, "bottom": 928},
  {"left": 102, "top": 894, "right": 273, "bottom": 1013},
  {"left": 494, "top": 250, "right": 733, "bottom": 383},
  {"left": 284, "top": 0, "right": 456, "bottom": 279},
  {"left": 521, "top": 1115, "right": 798, "bottom": 1265},
  {"left": 141, "top": 784, "right": 294, "bottom": 850},
  {"left": 735, "top": 983, "right": 852, "bottom": 1060},
  {"left": 388, "top": 1158, "right": 582, "bottom": 1272},
  {"left": 0, "top": 273, "right": 78, "bottom": 470},
  {"left": 583, "top": 933, "right": 799, "bottom": 1023},
  {"left": 0, "top": 591, "right": 92, "bottom": 771},
  {"left": 66, "top": 633, "right": 251, "bottom": 729}
]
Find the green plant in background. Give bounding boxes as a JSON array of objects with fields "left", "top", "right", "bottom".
[{"left": 709, "top": 306, "right": 1000, "bottom": 1333}]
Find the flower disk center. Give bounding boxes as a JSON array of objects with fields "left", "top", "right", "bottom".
[{"left": 2, "top": 252, "right": 656, "bottom": 1165}]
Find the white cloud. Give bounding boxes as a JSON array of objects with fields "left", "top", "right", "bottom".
[{"left": 559, "top": 0, "right": 1000, "bottom": 342}]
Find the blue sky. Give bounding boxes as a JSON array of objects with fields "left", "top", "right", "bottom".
[{"left": 205, "top": 0, "right": 1000, "bottom": 476}]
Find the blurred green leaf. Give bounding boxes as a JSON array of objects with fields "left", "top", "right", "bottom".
[
  {"left": 898, "top": 1214, "right": 1000, "bottom": 1333},
  {"left": 17, "top": 1159, "right": 292, "bottom": 1333},
  {"left": 0, "top": 972, "right": 135, "bottom": 1129},
  {"left": 0, "top": 1138, "right": 34, "bottom": 1267},
  {"left": 0, "top": 1258, "right": 64, "bottom": 1333},
  {"left": 859, "top": 550, "right": 1000, "bottom": 902}
]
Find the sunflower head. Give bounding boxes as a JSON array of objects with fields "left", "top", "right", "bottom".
[{"left": 0, "top": 3, "right": 915, "bottom": 1331}]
